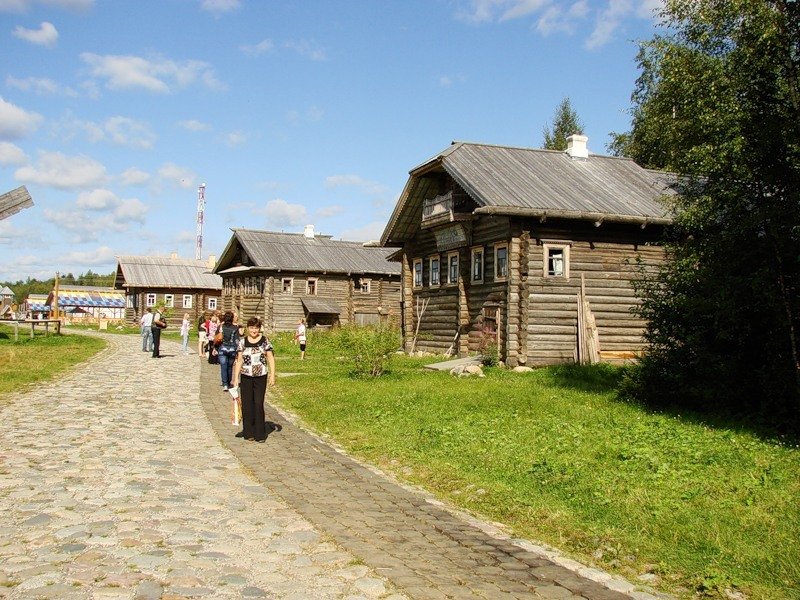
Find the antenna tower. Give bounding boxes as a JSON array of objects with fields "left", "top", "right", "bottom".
[{"left": 195, "top": 183, "right": 206, "bottom": 260}]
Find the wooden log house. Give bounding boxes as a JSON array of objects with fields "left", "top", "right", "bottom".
[
  {"left": 114, "top": 255, "right": 222, "bottom": 326},
  {"left": 380, "top": 136, "right": 677, "bottom": 366},
  {"left": 213, "top": 227, "right": 401, "bottom": 331}
]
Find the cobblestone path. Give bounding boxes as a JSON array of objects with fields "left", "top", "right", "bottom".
[
  {"left": 0, "top": 333, "right": 407, "bottom": 599},
  {"left": 200, "top": 356, "right": 660, "bottom": 600}
]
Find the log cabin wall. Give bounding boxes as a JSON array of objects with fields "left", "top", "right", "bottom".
[
  {"left": 522, "top": 220, "right": 665, "bottom": 366},
  {"left": 125, "top": 288, "right": 221, "bottom": 326}
]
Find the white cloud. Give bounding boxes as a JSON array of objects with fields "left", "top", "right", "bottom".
[
  {"left": 200, "top": 0, "right": 240, "bottom": 15},
  {"left": 0, "top": 96, "right": 42, "bottom": 140},
  {"left": 119, "top": 167, "right": 150, "bottom": 186},
  {"left": 80, "top": 53, "right": 224, "bottom": 94},
  {"left": 55, "top": 113, "right": 156, "bottom": 149},
  {"left": 339, "top": 221, "right": 387, "bottom": 243},
  {"left": 225, "top": 130, "right": 247, "bottom": 147},
  {"left": 315, "top": 205, "right": 344, "bottom": 219},
  {"left": 586, "top": 0, "right": 631, "bottom": 50},
  {"left": 7, "top": 75, "right": 60, "bottom": 95},
  {"left": 536, "top": 1, "right": 588, "bottom": 36},
  {"left": 499, "top": 0, "right": 550, "bottom": 22},
  {"left": 240, "top": 39, "right": 274, "bottom": 56},
  {"left": 325, "top": 174, "right": 388, "bottom": 196},
  {"left": 636, "top": 0, "right": 663, "bottom": 19},
  {"left": 43, "top": 190, "right": 148, "bottom": 242},
  {"left": 255, "top": 198, "right": 308, "bottom": 228},
  {"left": 0, "top": 0, "right": 94, "bottom": 12},
  {"left": 177, "top": 119, "right": 211, "bottom": 132},
  {"left": 75, "top": 188, "right": 116, "bottom": 210},
  {"left": 62, "top": 245, "right": 117, "bottom": 266},
  {"left": 13, "top": 21, "right": 58, "bottom": 47},
  {"left": 0, "top": 219, "right": 28, "bottom": 244},
  {"left": 157, "top": 162, "right": 196, "bottom": 189},
  {"left": 0, "top": 141, "right": 28, "bottom": 166},
  {"left": 15, "top": 151, "right": 107, "bottom": 189},
  {"left": 283, "top": 40, "right": 327, "bottom": 61},
  {"left": 286, "top": 105, "right": 324, "bottom": 125}
]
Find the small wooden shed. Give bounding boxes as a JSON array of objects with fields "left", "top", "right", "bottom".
[
  {"left": 213, "top": 227, "right": 401, "bottom": 331},
  {"left": 380, "top": 136, "right": 677, "bottom": 366},
  {"left": 114, "top": 255, "right": 222, "bottom": 325}
]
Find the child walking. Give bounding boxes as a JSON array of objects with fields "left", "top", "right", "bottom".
[{"left": 180, "top": 313, "right": 191, "bottom": 355}]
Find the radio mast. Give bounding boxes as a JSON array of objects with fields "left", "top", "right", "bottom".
[{"left": 195, "top": 183, "right": 206, "bottom": 260}]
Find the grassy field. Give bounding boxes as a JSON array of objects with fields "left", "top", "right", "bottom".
[
  {"left": 0, "top": 323, "right": 106, "bottom": 396},
  {"left": 267, "top": 329, "right": 800, "bottom": 599}
]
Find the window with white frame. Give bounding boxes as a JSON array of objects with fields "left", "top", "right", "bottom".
[
  {"left": 164, "top": 294, "right": 174, "bottom": 308},
  {"left": 494, "top": 243, "right": 508, "bottom": 281},
  {"left": 413, "top": 259, "right": 423, "bottom": 288},
  {"left": 306, "top": 278, "right": 317, "bottom": 295},
  {"left": 146, "top": 293, "right": 156, "bottom": 307},
  {"left": 282, "top": 278, "right": 293, "bottom": 294},
  {"left": 543, "top": 242, "right": 570, "bottom": 278},
  {"left": 359, "top": 278, "right": 371, "bottom": 294},
  {"left": 447, "top": 251, "right": 459, "bottom": 285},
  {"left": 208, "top": 297, "right": 217, "bottom": 310},
  {"left": 183, "top": 294, "right": 192, "bottom": 308},
  {"left": 428, "top": 255, "right": 440, "bottom": 286},
  {"left": 471, "top": 246, "right": 484, "bottom": 283}
]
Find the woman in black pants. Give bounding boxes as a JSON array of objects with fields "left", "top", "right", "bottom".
[{"left": 232, "top": 317, "right": 276, "bottom": 442}]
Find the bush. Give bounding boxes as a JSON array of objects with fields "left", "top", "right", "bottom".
[{"left": 334, "top": 324, "right": 401, "bottom": 377}]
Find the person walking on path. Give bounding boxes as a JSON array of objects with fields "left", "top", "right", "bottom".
[
  {"left": 140, "top": 308, "right": 154, "bottom": 352},
  {"left": 197, "top": 314, "right": 208, "bottom": 356},
  {"left": 180, "top": 312, "right": 191, "bottom": 355},
  {"left": 151, "top": 307, "right": 166, "bottom": 358},
  {"left": 232, "top": 316, "right": 275, "bottom": 442},
  {"left": 218, "top": 310, "right": 240, "bottom": 390},
  {"left": 207, "top": 314, "right": 220, "bottom": 365},
  {"left": 294, "top": 318, "right": 307, "bottom": 360}
]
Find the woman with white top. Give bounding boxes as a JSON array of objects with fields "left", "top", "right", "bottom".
[{"left": 232, "top": 316, "right": 276, "bottom": 442}]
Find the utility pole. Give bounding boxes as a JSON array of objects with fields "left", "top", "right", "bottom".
[{"left": 196, "top": 183, "right": 206, "bottom": 260}]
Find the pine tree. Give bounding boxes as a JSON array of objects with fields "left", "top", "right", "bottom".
[{"left": 542, "top": 97, "right": 584, "bottom": 151}]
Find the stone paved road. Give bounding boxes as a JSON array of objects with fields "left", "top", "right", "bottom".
[
  {"left": 0, "top": 333, "right": 407, "bottom": 599},
  {"left": 200, "top": 355, "right": 662, "bottom": 600}
]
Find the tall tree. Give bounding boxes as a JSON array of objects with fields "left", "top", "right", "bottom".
[
  {"left": 619, "top": 0, "right": 800, "bottom": 427},
  {"left": 542, "top": 97, "right": 584, "bottom": 150}
]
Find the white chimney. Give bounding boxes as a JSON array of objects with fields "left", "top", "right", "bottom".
[
  {"left": 565, "top": 134, "right": 589, "bottom": 160},
  {"left": 303, "top": 224, "right": 315, "bottom": 238},
  {"left": 207, "top": 254, "right": 216, "bottom": 269},
  {"left": 170, "top": 251, "right": 178, "bottom": 259}
]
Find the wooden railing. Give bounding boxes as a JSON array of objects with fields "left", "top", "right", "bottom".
[{"left": 422, "top": 192, "right": 453, "bottom": 220}]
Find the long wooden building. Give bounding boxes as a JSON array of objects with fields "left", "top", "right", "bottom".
[
  {"left": 114, "top": 255, "right": 222, "bottom": 325},
  {"left": 380, "top": 136, "right": 677, "bottom": 366},
  {"left": 213, "top": 227, "right": 401, "bottom": 331}
]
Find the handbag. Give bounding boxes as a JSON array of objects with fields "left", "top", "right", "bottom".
[
  {"left": 213, "top": 331, "right": 223, "bottom": 345},
  {"left": 156, "top": 320, "right": 167, "bottom": 329}
]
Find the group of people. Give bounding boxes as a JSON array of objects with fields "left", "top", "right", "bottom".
[{"left": 139, "top": 308, "right": 300, "bottom": 443}]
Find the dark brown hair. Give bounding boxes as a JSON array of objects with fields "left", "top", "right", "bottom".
[{"left": 246, "top": 316, "right": 261, "bottom": 328}]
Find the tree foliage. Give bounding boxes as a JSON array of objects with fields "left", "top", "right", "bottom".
[
  {"left": 542, "top": 97, "right": 584, "bottom": 151},
  {"left": 1, "top": 270, "right": 116, "bottom": 302},
  {"left": 618, "top": 0, "right": 800, "bottom": 429}
]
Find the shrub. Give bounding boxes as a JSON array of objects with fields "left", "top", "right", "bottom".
[{"left": 334, "top": 324, "right": 401, "bottom": 377}]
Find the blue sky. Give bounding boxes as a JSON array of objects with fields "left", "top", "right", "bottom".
[{"left": 0, "top": 0, "right": 663, "bottom": 282}]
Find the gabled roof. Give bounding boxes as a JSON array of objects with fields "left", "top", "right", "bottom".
[
  {"left": 0, "top": 286, "right": 14, "bottom": 296},
  {"left": 0, "top": 186, "right": 33, "bottom": 221},
  {"left": 214, "top": 229, "right": 400, "bottom": 276},
  {"left": 116, "top": 256, "right": 222, "bottom": 290},
  {"left": 381, "top": 142, "right": 678, "bottom": 246}
]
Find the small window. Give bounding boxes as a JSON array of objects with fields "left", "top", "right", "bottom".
[
  {"left": 282, "top": 278, "right": 293, "bottom": 294},
  {"left": 146, "top": 293, "right": 156, "bottom": 307},
  {"left": 543, "top": 243, "right": 570, "bottom": 278},
  {"left": 428, "top": 256, "right": 440, "bottom": 286},
  {"left": 208, "top": 297, "right": 217, "bottom": 310},
  {"left": 306, "top": 278, "right": 317, "bottom": 295},
  {"left": 360, "top": 278, "right": 371, "bottom": 294},
  {"left": 447, "top": 251, "right": 459, "bottom": 285},
  {"left": 164, "top": 294, "right": 174, "bottom": 308},
  {"left": 183, "top": 294, "right": 193, "bottom": 308},
  {"left": 413, "top": 259, "right": 423, "bottom": 288},
  {"left": 471, "top": 246, "right": 484, "bottom": 283},
  {"left": 495, "top": 244, "right": 508, "bottom": 280}
]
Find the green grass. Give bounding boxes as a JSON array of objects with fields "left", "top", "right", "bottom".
[
  {"left": 0, "top": 324, "right": 106, "bottom": 397},
  {"left": 268, "top": 330, "right": 800, "bottom": 599}
]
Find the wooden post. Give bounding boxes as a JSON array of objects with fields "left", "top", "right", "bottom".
[{"left": 53, "top": 271, "right": 60, "bottom": 320}]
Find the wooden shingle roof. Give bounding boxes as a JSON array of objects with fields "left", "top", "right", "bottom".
[
  {"left": 382, "top": 142, "right": 678, "bottom": 245},
  {"left": 0, "top": 186, "right": 33, "bottom": 221},
  {"left": 214, "top": 229, "right": 400, "bottom": 276},
  {"left": 115, "top": 256, "right": 222, "bottom": 289}
]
